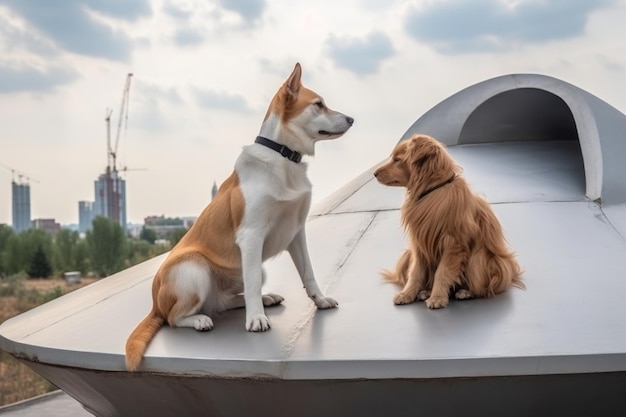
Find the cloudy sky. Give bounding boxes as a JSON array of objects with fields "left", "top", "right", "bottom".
[{"left": 1, "top": 0, "right": 625, "bottom": 226}]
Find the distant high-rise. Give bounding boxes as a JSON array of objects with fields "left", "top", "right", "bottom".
[
  {"left": 78, "top": 201, "right": 94, "bottom": 233},
  {"left": 94, "top": 170, "right": 127, "bottom": 230},
  {"left": 12, "top": 180, "right": 31, "bottom": 233}
]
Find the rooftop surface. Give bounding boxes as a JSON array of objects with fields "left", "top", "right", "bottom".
[
  {"left": 2, "top": 140, "right": 626, "bottom": 380},
  {"left": 1, "top": 140, "right": 625, "bottom": 416}
]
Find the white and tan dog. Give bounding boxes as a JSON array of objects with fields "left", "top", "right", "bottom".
[{"left": 125, "top": 63, "right": 353, "bottom": 371}]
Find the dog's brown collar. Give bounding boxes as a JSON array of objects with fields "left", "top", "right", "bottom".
[
  {"left": 255, "top": 136, "right": 302, "bottom": 163},
  {"left": 416, "top": 174, "right": 456, "bottom": 201}
]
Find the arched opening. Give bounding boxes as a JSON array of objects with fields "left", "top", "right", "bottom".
[
  {"left": 459, "top": 88, "right": 579, "bottom": 144},
  {"left": 458, "top": 88, "right": 587, "bottom": 200}
]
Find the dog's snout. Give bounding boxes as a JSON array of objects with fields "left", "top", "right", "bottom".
[
  {"left": 373, "top": 169, "right": 379, "bottom": 177},
  {"left": 346, "top": 116, "right": 354, "bottom": 126}
]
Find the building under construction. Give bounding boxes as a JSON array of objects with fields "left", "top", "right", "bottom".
[
  {"left": 11, "top": 179, "right": 31, "bottom": 233},
  {"left": 80, "top": 73, "right": 132, "bottom": 232},
  {"left": 93, "top": 169, "right": 126, "bottom": 231}
]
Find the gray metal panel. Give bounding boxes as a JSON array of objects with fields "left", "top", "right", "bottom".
[
  {"left": 17, "top": 362, "right": 626, "bottom": 417},
  {"left": 286, "top": 202, "right": 626, "bottom": 379},
  {"left": 602, "top": 203, "right": 626, "bottom": 238}
]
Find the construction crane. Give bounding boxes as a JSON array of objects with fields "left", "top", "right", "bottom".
[
  {"left": 118, "top": 166, "right": 147, "bottom": 176},
  {"left": 101, "top": 73, "right": 133, "bottom": 227},
  {"left": 0, "top": 162, "right": 39, "bottom": 184},
  {"left": 105, "top": 73, "right": 133, "bottom": 175}
]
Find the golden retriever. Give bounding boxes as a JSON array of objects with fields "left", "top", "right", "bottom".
[{"left": 374, "top": 134, "right": 524, "bottom": 309}]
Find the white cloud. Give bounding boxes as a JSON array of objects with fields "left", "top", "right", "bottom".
[
  {"left": 0, "top": 63, "right": 78, "bottom": 93},
  {"left": 0, "top": 0, "right": 152, "bottom": 61},
  {"left": 192, "top": 87, "right": 250, "bottom": 113},
  {"left": 404, "top": 0, "right": 614, "bottom": 53},
  {"left": 217, "top": 0, "right": 266, "bottom": 22},
  {"left": 326, "top": 32, "right": 395, "bottom": 75}
]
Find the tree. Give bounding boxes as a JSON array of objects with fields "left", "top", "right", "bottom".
[
  {"left": 54, "top": 229, "right": 84, "bottom": 273},
  {"left": 86, "top": 216, "right": 128, "bottom": 277},
  {"left": 3, "top": 234, "right": 23, "bottom": 276},
  {"left": 139, "top": 227, "right": 157, "bottom": 244},
  {"left": 127, "top": 239, "right": 153, "bottom": 266},
  {"left": 168, "top": 228, "right": 187, "bottom": 246},
  {"left": 28, "top": 246, "right": 52, "bottom": 278},
  {"left": 22, "top": 229, "right": 55, "bottom": 273},
  {"left": 0, "top": 224, "right": 15, "bottom": 276},
  {"left": 73, "top": 238, "right": 91, "bottom": 274}
]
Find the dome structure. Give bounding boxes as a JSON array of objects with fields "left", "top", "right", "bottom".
[
  {"left": 398, "top": 73, "right": 626, "bottom": 205},
  {"left": 2, "top": 74, "right": 626, "bottom": 416}
]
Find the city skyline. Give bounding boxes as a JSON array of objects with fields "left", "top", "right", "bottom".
[{"left": 1, "top": 0, "right": 626, "bottom": 225}]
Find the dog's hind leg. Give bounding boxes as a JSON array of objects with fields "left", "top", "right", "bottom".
[
  {"left": 467, "top": 249, "right": 523, "bottom": 297},
  {"left": 163, "top": 260, "right": 214, "bottom": 331}
]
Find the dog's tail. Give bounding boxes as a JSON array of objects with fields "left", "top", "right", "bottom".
[
  {"left": 509, "top": 258, "right": 525, "bottom": 290},
  {"left": 125, "top": 309, "right": 164, "bottom": 372},
  {"left": 382, "top": 249, "right": 411, "bottom": 286},
  {"left": 486, "top": 254, "right": 525, "bottom": 296}
]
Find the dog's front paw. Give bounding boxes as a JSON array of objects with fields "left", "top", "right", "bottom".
[
  {"left": 246, "top": 314, "right": 271, "bottom": 332},
  {"left": 393, "top": 291, "right": 416, "bottom": 305},
  {"left": 425, "top": 295, "right": 449, "bottom": 309},
  {"left": 262, "top": 293, "right": 284, "bottom": 307},
  {"left": 194, "top": 315, "right": 214, "bottom": 331},
  {"left": 312, "top": 295, "right": 338, "bottom": 309}
]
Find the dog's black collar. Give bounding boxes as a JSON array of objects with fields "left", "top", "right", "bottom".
[
  {"left": 417, "top": 174, "right": 456, "bottom": 201},
  {"left": 255, "top": 136, "right": 302, "bottom": 163}
]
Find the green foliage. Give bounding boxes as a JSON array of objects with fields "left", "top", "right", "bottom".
[
  {"left": 168, "top": 228, "right": 188, "bottom": 246},
  {"left": 54, "top": 229, "right": 77, "bottom": 272},
  {"left": 73, "top": 238, "right": 90, "bottom": 275},
  {"left": 39, "top": 286, "right": 63, "bottom": 303},
  {"left": 1, "top": 229, "right": 53, "bottom": 276},
  {"left": 139, "top": 227, "right": 157, "bottom": 244},
  {"left": 0, "top": 274, "right": 63, "bottom": 309},
  {"left": 27, "top": 246, "right": 53, "bottom": 278},
  {"left": 126, "top": 239, "right": 169, "bottom": 267},
  {"left": 149, "top": 217, "right": 184, "bottom": 226},
  {"left": 0, "top": 274, "right": 24, "bottom": 297},
  {"left": 85, "top": 217, "right": 128, "bottom": 277},
  {"left": 0, "top": 218, "right": 172, "bottom": 279},
  {"left": 3, "top": 234, "right": 24, "bottom": 276},
  {"left": 53, "top": 229, "right": 89, "bottom": 274},
  {"left": 0, "top": 224, "right": 14, "bottom": 276}
]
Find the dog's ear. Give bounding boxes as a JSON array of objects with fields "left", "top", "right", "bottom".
[
  {"left": 408, "top": 135, "right": 439, "bottom": 168},
  {"left": 284, "top": 63, "right": 302, "bottom": 104}
]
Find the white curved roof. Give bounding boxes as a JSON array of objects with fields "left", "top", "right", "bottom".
[
  {"left": 1, "top": 74, "right": 626, "bottom": 416},
  {"left": 399, "top": 73, "right": 626, "bottom": 205}
]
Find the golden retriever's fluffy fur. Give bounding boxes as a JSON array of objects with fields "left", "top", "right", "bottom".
[{"left": 374, "top": 134, "right": 524, "bottom": 309}]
